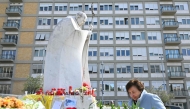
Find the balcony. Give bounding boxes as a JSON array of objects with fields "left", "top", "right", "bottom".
[
  {"left": 164, "top": 37, "right": 181, "bottom": 45},
  {"left": 0, "top": 38, "right": 17, "bottom": 46},
  {"left": 166, "top": 54, "right": 183, "bottom": 62},
  {"left": 0, "top": 73, "right": 12, "bottom": 80},
  {"left": 9, "top": 0, "right": 22, "bottom": 2},
  {"left": 0, "top": 90, "right": 11, "bottom": 94},
  {"left": 6, "top": 7, "right": 22, "bottom": 16},
  {"left": 170, "top": 90, "right": 188, "bottom": 98},
  {"left": 168, "top": 71, "right": 186, "bottom": 79},
  {"left": 0, "top": 54, "right": 15, "bottom": 62},
  {"left": 3, "top": 22, "right": 20, "bottom": 31},
  {"left": 160, "top": 6, "right": 176, "bottom": 15},
  {"left": 162, "top": 21, "right": 179, "bottom": 30}
]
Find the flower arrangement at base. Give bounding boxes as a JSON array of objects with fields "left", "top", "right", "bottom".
[
  {"left": 21, "top": 99, "right": 45, "bottom": 109},
  {"left": 76, "top": 82, "right": 96, "bottom": 97},
  {"left": 0, "top": 97, "right": 24, "bottom": 108}
]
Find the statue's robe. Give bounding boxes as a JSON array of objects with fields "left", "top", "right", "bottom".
[{"left": 43, "top": 16, "right": 91, "bottom": 91}]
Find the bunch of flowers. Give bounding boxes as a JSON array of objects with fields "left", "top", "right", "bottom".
[
  {"left": 77, "top": 82, "right": 96, "bottom": 97},
  {"left": 0, "top": 96, "right": 24, "bottom": 108},
  {"left": 21, "top": 99, "right": 45, "bottom": 109}
]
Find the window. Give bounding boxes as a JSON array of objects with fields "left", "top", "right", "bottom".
[
  {"left": 179, "top": 31, "right": 190, "bottom": 40},
  {"left": 184, "top": 64, "right": 190, "bottom": 73},
  {"left": 39, "top": 3, "right": 52, "bottom": 11},
  {"left": 177, "top": 16, "right": 190, "bottom": 25},
  {"left": 187, "top": 82, "right": 190, "bottom": 92},
  {"left": 99, "top": 32, "right": 113, "bottom": 40},
  {"left": 0, "top": 66, "right": 13, "bottom": 78},
  {"left": 54, "top": 3, "right": 67, "bottom": 11},
  {"left": 132, "top": 47, "right": 146, "bottom": 56},
  {"left": 182, "top": 48, "right": 190, "bottom": 56},
  {"left": 88, "top": 48, "right": 97, "bottom": 56},
  {"left": 131, "top": 17, "right": 144, "bottom": 25},
  {"left": 149, "top": 47, "right": 163, "bottom": 56},
  {"left": 88, "top": 64, "right": 97, "bottom": 73},
  {"left": 100, "top": 81, "right": 114, "bottom": 91},
  {"left": 7, "top": 20, "right": 20, "bottom": 26},
  {"left": 150, "top": 65, "right": 160, "bottom": 73},
  {"left": 85, "top": 17, "right": 98, "bottom": 26},
  {"left": 35, "top": 32, "right": 50, "bottom": 41},
  {"left": 4, "top": 34, "right": 18, "bottom": 43},
  {"left": 100, "top": 64, "right": 114, "bottom": 74},
  {"left": 54, "top": 18, "right": 63, "bottom": 25},
  {"left": 117, "top": 101, "right": 128, "bottom": 107},
  {"left": 152, "top": 81, "right": 165, "bottom": 91},
  {"left": 115, "top": 17, "right": 128, "bottom": 25},
  {"left": 117, "top": 64, "right": 130, "bottom": 73},
  {"left": 130, "top": 3, "right": 143, "bottom": 10},
  {"left": 100, "top": 4, "right": 112, "bottom": 11},
  {"left": 145, "top": 2, "right": 158, "bottom": 10},
  {"left": 84, "top": 4, "right": 97, "bottom": 11},
  {"left": 169, "top": 83, "right": 184, "bottom": 91},
  {"left": 100, "top": 17, "right": 113, "bottom": 25},
  {"left": 115, "top": 3, "right": 127, "bottom": 11},
  {"left": 133, "top": 64, "right": 148, "bottom": 73},
  {"left": 34, "top": 48, "right": 46, "bottom": 57},
  {"left": 146, "top": 17, "right": 160, "bottom": 25},
  {"left": 115, "top": 32, "right": 129, "bottom": 40},
  {"left": 175, "top": 2, "right": 188, "bottom": 10},
  {"left": 131, "top": 32, "right": 145, "bottom": 40},
  {"left": 90, "top": 32, "right": 97, "bottom": 40},
  {"left": 147, "top": 31, "right": 161, "bottom": 40},
  {"left": 0, "top": 84, "right": 11, "bottom": 94},
  {"left": 165, "top": 49, "right": 180, "bottom": 55},
  {"left": 167, "top": 66, "right": 182, "bottom": 72},
  {"left": 100, "top": 47, "right": 113, "bottom": 56},
  {"left": 38, "top": 18, "right": 51, "bottom": 25},
  {"left": 117, "top": 81, "right": 127, "bottom": 91},
  {"left": 32, "top": 64, "right": 42, "bottom": 74},
  {"left": 70, "top": 4, "right": 82, "bottom": 11},
  {"left": 163, "top": 33, "right": 177, "bottom": 38},
  {"left": 2, "top": 50, "right": 16, "bottom": 60},
  {"left": 116, "top": 48, "right": 130, "bottom": 56},
  {"left": 134, "top": 67, "right": 143, "bottom": 73}
]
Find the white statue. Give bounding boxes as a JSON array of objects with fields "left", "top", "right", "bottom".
[{"left": 43, "top": 12, "right": 93, "bottom": 91}]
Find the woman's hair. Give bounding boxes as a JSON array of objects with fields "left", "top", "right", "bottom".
[{"left": 125, "top": 79, "right": 144, "bottom": 94}]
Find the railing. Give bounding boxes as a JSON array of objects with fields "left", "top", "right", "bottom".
[
  {"left": 170, "top": 90, "right": 189, "bottom": 96},
  {"left": 0, "top": 38, "right": 17, "bottom": 44},
  {"left": 0, "top": 73, "right": 12, "bottom": 78},
  {"left": 162, "top": 21, "right": 179, "bottom": 27},
  {"left": 168, "top": 71, "right": 186, "bottom": 77},
  {"left": 0, "top": 54, "right": 15, "bottom": 60},
  {"left": 166, "top": 54, "right": 183, "bottom": 59},
  {"left": 161, "top": 6, "right": 176, "bottom": 12},
  {"left": 164, "top": 37, "right": 181, "bottom": 43},
  {"left": 3, "top": 22, "right": 20, "bottom": 29},
  {"left": 0, "top": 90, "right": 11, "bottom": 94},
  {"left": 6, "top": 7, "right": 22, "bottom": 14}
]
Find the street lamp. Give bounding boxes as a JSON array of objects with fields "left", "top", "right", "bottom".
[
  {"left": 101, "top": 61, "right": 104, "bottom": 103},
  {"left": 159, "top": 56, "right": 166, "bottom": 91}
]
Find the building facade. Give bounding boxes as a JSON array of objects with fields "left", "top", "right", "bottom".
[{"left": 0, "top": 0, "right": 190, "bottom": 108}]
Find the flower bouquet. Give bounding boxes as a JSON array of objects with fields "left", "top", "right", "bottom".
[
  {"left": 21, "top": 99, "right": 45, "bottom": 109},
  {"left": 0, "top": 96, "right": 24, "bottom": 108}
]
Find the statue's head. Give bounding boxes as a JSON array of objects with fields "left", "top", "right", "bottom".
[{"left": 75, "top": 12, "right": 87, "bottom": 27}]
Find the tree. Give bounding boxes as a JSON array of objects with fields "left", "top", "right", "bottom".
[
  {"left": 146, "top": 86, "right": 174, "bottom": 105},
  {"left": 23, "top": 76, "right": 43, "bottom": 94}
]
